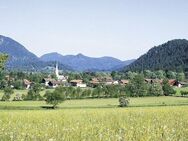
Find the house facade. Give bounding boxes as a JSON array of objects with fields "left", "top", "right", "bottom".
[{"left": 70, "top": 80, "right": 87, "bottom": 88}]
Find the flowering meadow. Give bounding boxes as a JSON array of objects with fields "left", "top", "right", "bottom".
[{"left": 0, "top": 106, "right": 187, "bottom": 141}]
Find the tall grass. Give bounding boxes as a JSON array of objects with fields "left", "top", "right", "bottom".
[{"left": 0, "top": 106, "right": 187, "bottom": 141}]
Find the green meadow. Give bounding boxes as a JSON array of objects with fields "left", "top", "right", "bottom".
[
  {"left": 0, "top": 106, "right": 188, "bottom": 141},
  {"left": 0, "top": 88, "right": 188, "bottom": 140},
  {"left": 0, "top": 96, "right": 188, "bottom": 110}
]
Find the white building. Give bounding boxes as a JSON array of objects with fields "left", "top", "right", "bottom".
[
  {"left": 55, "top": 63, "right": 67, "bottom": 82},
  {"left": 70, "top": 80, "right": 87, "bottom": 88}
]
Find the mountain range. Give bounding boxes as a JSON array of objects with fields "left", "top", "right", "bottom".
[
  {"left": 40, "top": 52, "right": 134, "bottom": 71},
  {"left": 0, "top": 35, "right": 133, "bottom": 72},
  {"left": 1, "top": 35, "right": 188, "bottom": 72},
  {"left": 0, "top": 35, "right": 42, "bottom": 71},
  {"left": 124, "top": 39, "right": 188, "bottom": 72}
]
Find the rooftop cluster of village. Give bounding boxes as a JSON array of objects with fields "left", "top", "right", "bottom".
[{"left": 21, "top": 64, "right": 188, "bottom": 90}]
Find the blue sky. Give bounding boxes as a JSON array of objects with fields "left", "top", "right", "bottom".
[{"left": 0, "top": 0, "right": 188, "bottom": 60}]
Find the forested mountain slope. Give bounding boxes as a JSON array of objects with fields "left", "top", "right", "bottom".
[{"left": 124, "top": 39, "right": 188, "bottom": 71}]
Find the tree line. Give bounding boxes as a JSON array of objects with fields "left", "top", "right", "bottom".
[
  {"left": 111, "top": 70, "right": 186, "bottom": 81},
  {"left": 1, "top": 73, "right": 177, "bottom": 101}
]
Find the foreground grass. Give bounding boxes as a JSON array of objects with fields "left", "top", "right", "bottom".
[
  {"left": 0, "top": 106, "right": 187, "bottom": 141},
  {"left": 0, "top": 96, "right": 188, "bottom": 110}
]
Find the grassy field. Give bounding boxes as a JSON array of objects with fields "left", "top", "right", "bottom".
[
  {"left": 0, "top": 96, "right": 188, "bottom": 110},
  {"left": 0, "top": 93, "right": 188, "bottom": 140},
  {"left": 0, "top": 87, "right": 187, "bottom": 110},
  {"left": 0, "top": 106, "right": 187, "bottom": 141},
  {"left": 0, "top": 89, "right": 28, "bottom": 98},
  {"left": 0, "top": 89, "right": 54, "bottom": 100},
  {"left": 61, "top": 96, "right": 188, "bottom": 108}
]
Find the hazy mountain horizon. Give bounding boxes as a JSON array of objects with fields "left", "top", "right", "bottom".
[
  {"left": 40, "top": 52, "right": 135, "bottom": 71},
  {"left": 39, "top": 52, "right": 132, "bottom": 62},
  {"left": 0, "top": 35, "right": 134, "bottom": 71}
]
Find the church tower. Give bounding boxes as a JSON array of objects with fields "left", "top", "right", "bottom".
[
  {"left": 55, "top": 62, "right": 66, "bottom": 81},
  {"left": 55, "top": 63, "right": 59, "bottom": 78}
]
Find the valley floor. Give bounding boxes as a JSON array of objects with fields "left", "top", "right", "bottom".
[
  {"left": 0, "top": 96, "right": 188, "bottom": 110},
  {"left": 0, "top": 92, "right": 188, "bottom": 140},
  {"left": 0, "top": 106, "right": 187, "bottom": 141}
]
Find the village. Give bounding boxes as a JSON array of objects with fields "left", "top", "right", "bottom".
[
  {"left": 1, "top": 0, "right": 188, "bottom": 140},
  {"left": 20, "top": 63, "right": 188, "bottom": 90}
]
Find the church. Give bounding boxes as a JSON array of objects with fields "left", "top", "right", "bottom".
[{"left": 55, "top": 63, "right": 67, "bottom": 82}]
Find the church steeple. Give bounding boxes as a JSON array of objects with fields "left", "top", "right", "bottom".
[
  {"left": 55, "top": 62, "right": 59, "bottom": 78},
  {"left": 55, "top": 62, "right": 67, "bottom": 81}
]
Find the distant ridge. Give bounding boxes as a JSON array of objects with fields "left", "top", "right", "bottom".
[
  {"left": 0, "top": 35, "right": 134, "bottom": 72},
  {"left": 40, "top": 52, "right": 134, "bottom": 71},
  {"left": 0, "top": 35, "right": 41, "bottom": 70},
  {"left": 0, "top": 35, "right": 71, "bottom": 71},
  {"left": 124, "top": 39, "right": 188, "bottom": 71}
]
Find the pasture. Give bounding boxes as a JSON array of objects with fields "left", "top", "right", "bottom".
[
  {"left": 0, "top": 106, "right": 188, "bottom": 141},
  {"left": 0, "top": 89, "right": 54, "bottom": 100},
  {"left": 0, "top": 96, "right": 188, "bottom": 110},
  {"left": 0, "top": 88, "right": 188, "bottom": 140}
]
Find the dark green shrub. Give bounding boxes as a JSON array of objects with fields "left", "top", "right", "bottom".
[
  {"left": 119, "top": 97, "right": 130, "bottom": 107},
  {"left": 180, "top": 91, "right": 188, "bottom": 97}
]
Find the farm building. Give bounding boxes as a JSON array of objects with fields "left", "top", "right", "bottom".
[
  {"left": 41, "top": 78, "right": 64, "bottom": 88},
  {"left": 23, "top": 79, "right": 33, "bottom": 89},
  {"left": 119, "top": 80, "right": 129, "bottom": 85},
  {"left": 70, "top": 80, "right": 87, "bottom": 88}
]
